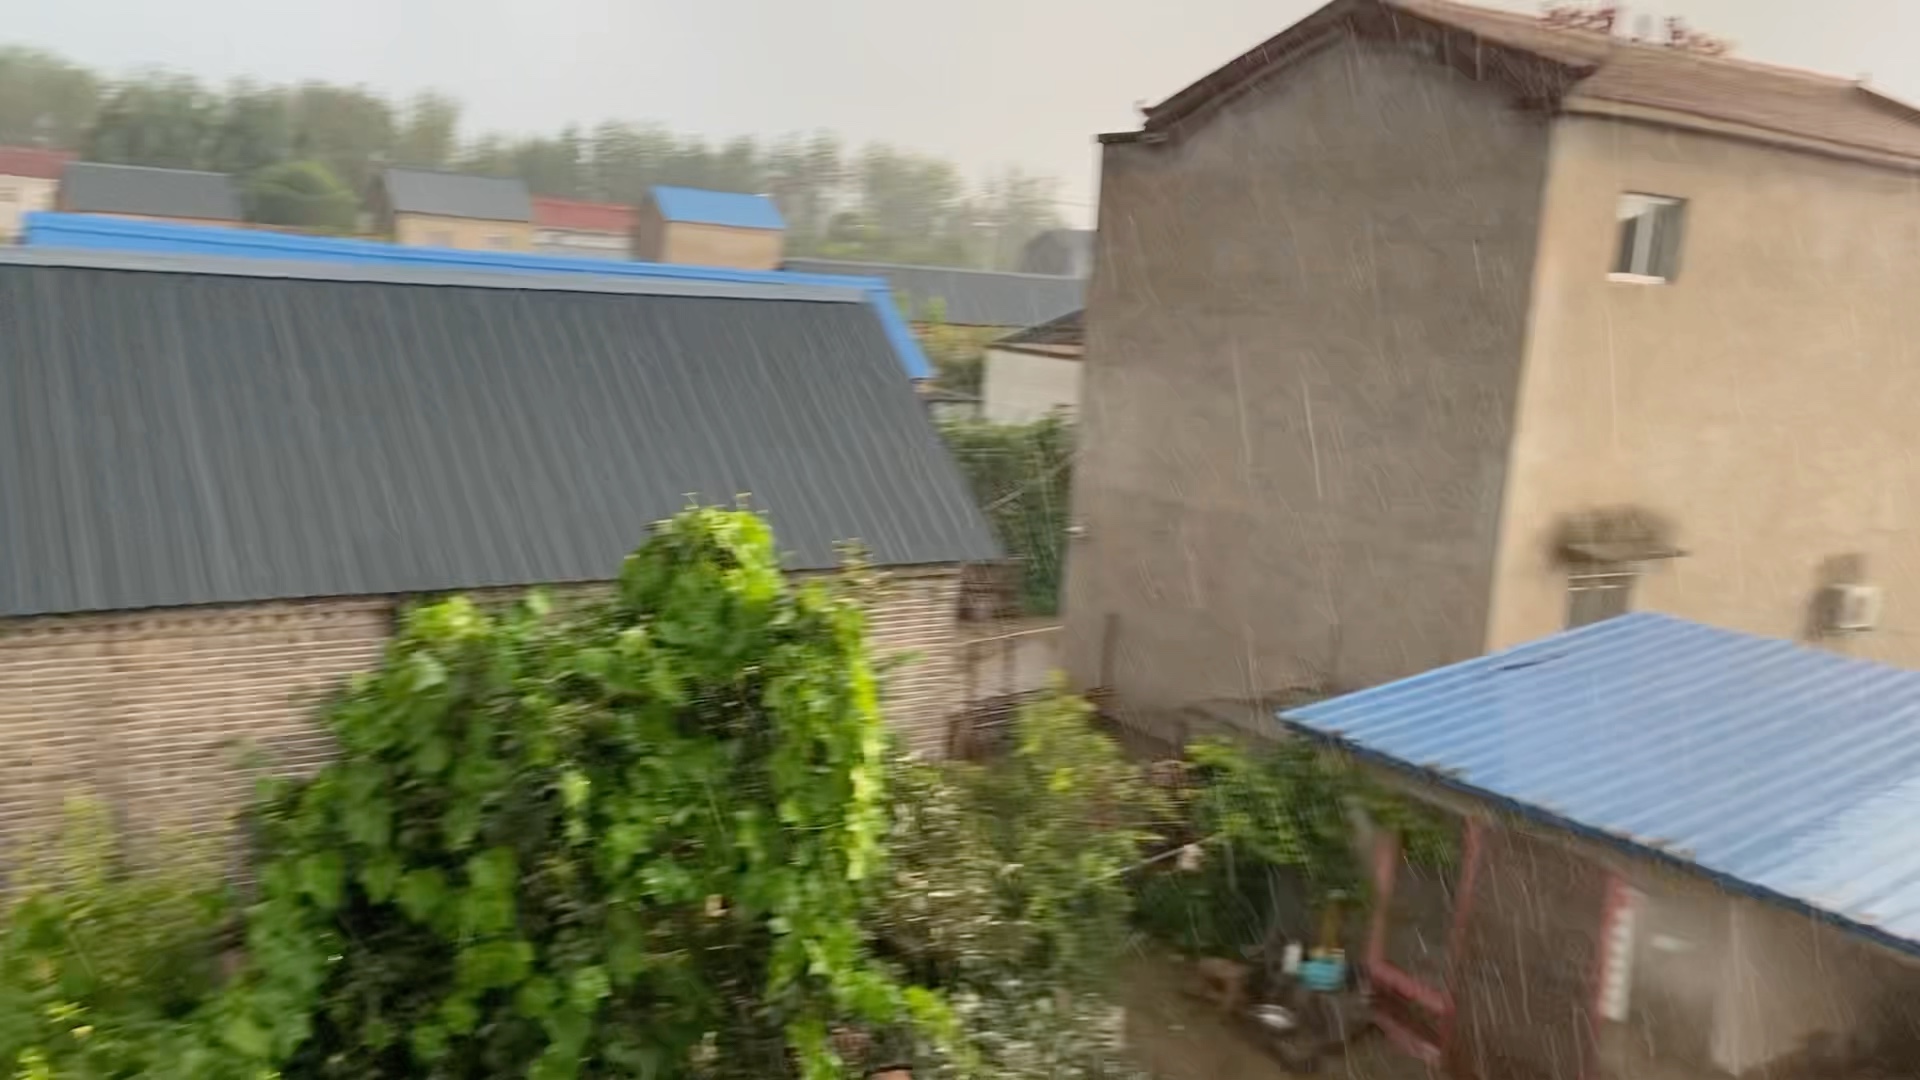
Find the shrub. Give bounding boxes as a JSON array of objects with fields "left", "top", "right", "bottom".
[
  {"left": 0, "top": 802, "right": 250, "bottom": 1079},
  {"left": 936, "top": 416, "right": 1072, "bottom": 616},
  {"left": 217, "top": 508, "right": 925, "bottom": 1079}
]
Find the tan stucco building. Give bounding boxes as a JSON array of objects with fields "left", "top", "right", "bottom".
[
  {"left": 1067, "top": 0, "right": 1920, "bottom": 724},
  {"left": 375, "top": 167, "right": 534, "bottom": 252},
  {"left": 633, "top": 185, "right": 785, "bottom": 270},
  {"left": 0, "top": 147, "right": 73, "bottom": 242}
]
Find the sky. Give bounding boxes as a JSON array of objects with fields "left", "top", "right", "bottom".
[{"left": 9, "top": 0, "right": 1920, "bottom": 226}]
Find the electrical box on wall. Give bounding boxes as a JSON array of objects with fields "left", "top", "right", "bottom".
[{"left": 1821, "top": 582, "right": 1883, "bottom": 633}]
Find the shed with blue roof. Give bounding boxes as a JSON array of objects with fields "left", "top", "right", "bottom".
[
  {"left": 1279, "top": 612, "right": 1920, "bottom": 1079},
  {"left": 634, "top": 184, "right": 785, "bottom": 271}
]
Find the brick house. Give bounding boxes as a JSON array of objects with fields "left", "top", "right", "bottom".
[
  {"left": 0, "top": 146, "right": 75, "bottom": 242},
  {"left": 57, "top": 161, "right": 242, "bottom": 226},
  {"left": 374, "top": 167, "right": 535, "bottom": 252},
  {"left": 1066, "top": 0, "right": 1920, "bottom": 728},
  {"left": 531, "top": 195, "right": 634, "bottom": 259},
  {"left": 0, "top": 248, "right": 997, "bottom": 859}
]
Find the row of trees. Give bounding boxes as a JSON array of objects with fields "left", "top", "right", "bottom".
[{"left": 0, "top": 45, "right": 1066, "bottom": 267}]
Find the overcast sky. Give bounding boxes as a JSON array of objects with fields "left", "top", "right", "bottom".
[{"left": 9, "top": 0, "right": 1917, "bottom": 225}]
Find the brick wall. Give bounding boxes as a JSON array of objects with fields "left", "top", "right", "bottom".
[{"left": 0, "top": 565, "right": 961, "bottom": 864}]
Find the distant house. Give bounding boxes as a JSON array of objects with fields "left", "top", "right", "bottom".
[
  {"left": 982, "top": 309, "right": 1082, "bottom": 423},
  {"left": 1018, "top": 229, "right": 1093, "bottom": 277},
  {"left": 1285, "top": 613, "right": 1920, "bottom": 1079},
  {"left": 0, "top": 246, "right": 998, "bottom": 856},
  {"left": 783, "top": 257, "right": 1085, "bottom": 331},
  {"left": 57, "top": 161, "right": 241, "bottom": 226},
  {"left": 531, "top": 195, "right": 634, "bottom": 260},
  {"left": 374, "top": 167, "right": 534, "bottom": 251},
  {"left": 0, "top": 147, "right": 74, "bottom": 242},
  {"left": 633, "top": 185, "right": 785, "bottom": 271}
]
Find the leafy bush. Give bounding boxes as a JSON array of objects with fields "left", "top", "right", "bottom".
[
  {"left": 216, "top": 508, "right": 930, "bottom": 1079},
  {"left": 0, "top": 802, "right": 251, "bottom": 1079},
  {"left": 872, "top": 694, "right": 1157, "bottom": 1079},
  {"left": 1135, "top": 737, "right": 1458, "bottom": 958},
  {"left": 936, "top": 416, "right": 1072, "bottom": 616}
]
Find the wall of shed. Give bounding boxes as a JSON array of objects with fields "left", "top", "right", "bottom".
[
  {"left": 1063, "top": 34, "right": 1550, "bottom": 724},
  {"left": 1488, "top": 114, "right": 1920, "bottom": 663},
  {"left": 533, "top": 227, "right": 631, "bottom": 259},
  {"left": 982, "top": 347, "right": 1080, "bottom": 423},
  {"left": 0, "top": 566, "right": 962, "bottom": 867},
  {"left": 392, "top": 212, "right": 534, "bottom": 252},
  {"left": 644, "top": 220, "right": 784, "bottom": 271},
  {"left": 0, "top": 174, "right": 57, "bottom": 241}
]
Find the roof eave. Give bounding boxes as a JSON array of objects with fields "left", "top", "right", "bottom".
[{"left": 1563, "top": 95, "right": 1920, "bottom": 173}]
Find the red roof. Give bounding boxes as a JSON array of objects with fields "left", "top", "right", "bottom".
[
  {"left": 531, "top": 196, "right": 635, "bottom": 234},
  {"left": 0, "top": 146, "right": 76, "bottom": 181}
]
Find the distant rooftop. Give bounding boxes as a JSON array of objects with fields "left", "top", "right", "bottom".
[
  {"left": 382, "top": 168, "right": 533, "bottom": 223},
  {"left": 532, "top": 195, "right": 635, "bottom": 234},
  {"left": 648, "top": 185, "right": 786, "bottom": 231},
  {"left": 60, "top": 161, "right": 241, "bottom": 222},
  {"left": 783, "top": 258, "right": 1085, "bottom": 329},
  {"left": 0, "top": 146, "right": 75, "bottom": 181}
]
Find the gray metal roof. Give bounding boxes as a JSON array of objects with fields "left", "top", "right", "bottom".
[
  {"left": 382, "top": 168, "right": 533, "bottom": 222},
  {"left": 59, "top": 162, "right": 242, "bottom": 221},
  {"left": 783, "top": 258, "right": 1085, "bottom": 329},
  {"left": 0, "top": 252, "right": 999, "bottom": 617}
]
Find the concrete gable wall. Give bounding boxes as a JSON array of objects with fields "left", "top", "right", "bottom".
[{"left": 1065, "top": 33, "right": 1551, "bottom": 722}]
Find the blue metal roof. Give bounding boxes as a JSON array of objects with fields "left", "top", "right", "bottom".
[
  {"left": 19, "top": 212, "right": 924, "bottom": 378},
  {"left": 648, "top": 185, "right": 785, "bottom": 230},
  {"left": 1282, "top": 612, "right": 1920, "bottom": 957}
]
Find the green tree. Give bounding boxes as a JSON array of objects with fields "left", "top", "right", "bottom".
[
  {"left": 0, "top": 46, "right": 100, "bottom": 149},
  {"left": 218, "top": 508, "right": 940, "bottom": 1079},
  {"left": 392, "top": 91, "right": 461, "bottom": 169},
  {"left": 84, "top": 72, "right": 218, "bottom": 169},
  {"left": 205, "top": 81, "right": 293, "bottom": 178},
  {"left": 287, "top": 82, "right": 394, "bottom": 194},
  {"left": 247, "top": 160, "right": 357, "bottom": 232}
]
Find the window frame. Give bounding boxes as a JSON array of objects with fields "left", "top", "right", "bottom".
[
  {"left": 1609, "top": 193, "right": 1686, "bottom": 283},
  {"left": 1566, "top": 565, "right": 1637, "bottom": 628}
]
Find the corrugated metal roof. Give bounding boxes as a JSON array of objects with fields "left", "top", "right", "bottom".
[
  {"left": 783, "top": 258, "right": 1085, "bottom": 329},
  {"left": 60, "top": 162, "right": 242, "bottom": 221},
  {"left": 382, "top": 168, "right": 533, "bottom": 222},
  {"left": 21, "top": 212, "right": 934, "bottom": 380},
  {"left": 0, "top": 249, "right": 999, "bottom": 617},
  {"left": 1282, "top": 613, "right": 1920, "bottom": 956},
  {"left": 649, "top": 185, "right": 785, "bottom": 230}
]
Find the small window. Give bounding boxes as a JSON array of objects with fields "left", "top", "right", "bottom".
[
  {"left": 486, "top": 234, "right": 511, "bottom": 250},
  {"left": 1611, "top": 193, "right": 1685, "bottom": 282},
  {"left": 1567, "top": 566, "right": 1636, "bottom": 628},
  {"left": 0, "top": 187, "right": 15, "bottom": 203},
  {"left": 427, "top": 230, "right": 454, "bottom": 247}
]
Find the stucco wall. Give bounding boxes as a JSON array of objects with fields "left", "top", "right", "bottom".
[
  {"left": 393, "top": 212, "right": 534, "bottom": 252},
  {"left": 658, "top": 221, "right": 784, "bottom": 271},
  {"left": 534, "top": 227, "right": 630, "bottom": 259},
  {"left": 1488, "top": 115, "right": 1920, "bottom": 662},
  {"left": 0, "top": 565, "right": 962, "bottom": 865},
  {"left": 0, "top": 174, "right": 57, "bottom": 242},
  {"left": 982, "top": 347, "right": 1080, "bottom": 423},
  {"left": 1063, "top": 34, "right": 1551, "bottom": 721}
]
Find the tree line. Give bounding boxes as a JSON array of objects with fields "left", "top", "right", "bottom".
[{"left": 0, "top": 44, "right": 1066, "bottom": 268}]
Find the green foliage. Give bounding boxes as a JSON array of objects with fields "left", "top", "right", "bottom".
[
  {"left": 1135, "top": 737, "right": 1458, "bottom": 957},
  {"left": 936, "top": 416, "right": 1073, "bottom": 616},
  {"left": 217, "top": 508, "right": 917, "bottom": 1079},
  {"left": 246, "top": 161, "right": 357, "bottom": 232},
  {"left": 871, "top": 695, "right": 1156, "bottom": 1079},
  {"left": 5, "top": 42, "right": 1063, "bottom": 268},
  {"left": 0, "top": 802, "right": 254, "bottom": 1079},
  {"left": 911, "top": 304, "right": 999, "bottom": 399}
]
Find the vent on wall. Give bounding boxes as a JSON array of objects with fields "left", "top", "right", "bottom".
[{"left": 1821, "top": 583, "right": 1883, "bottom": 633}]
